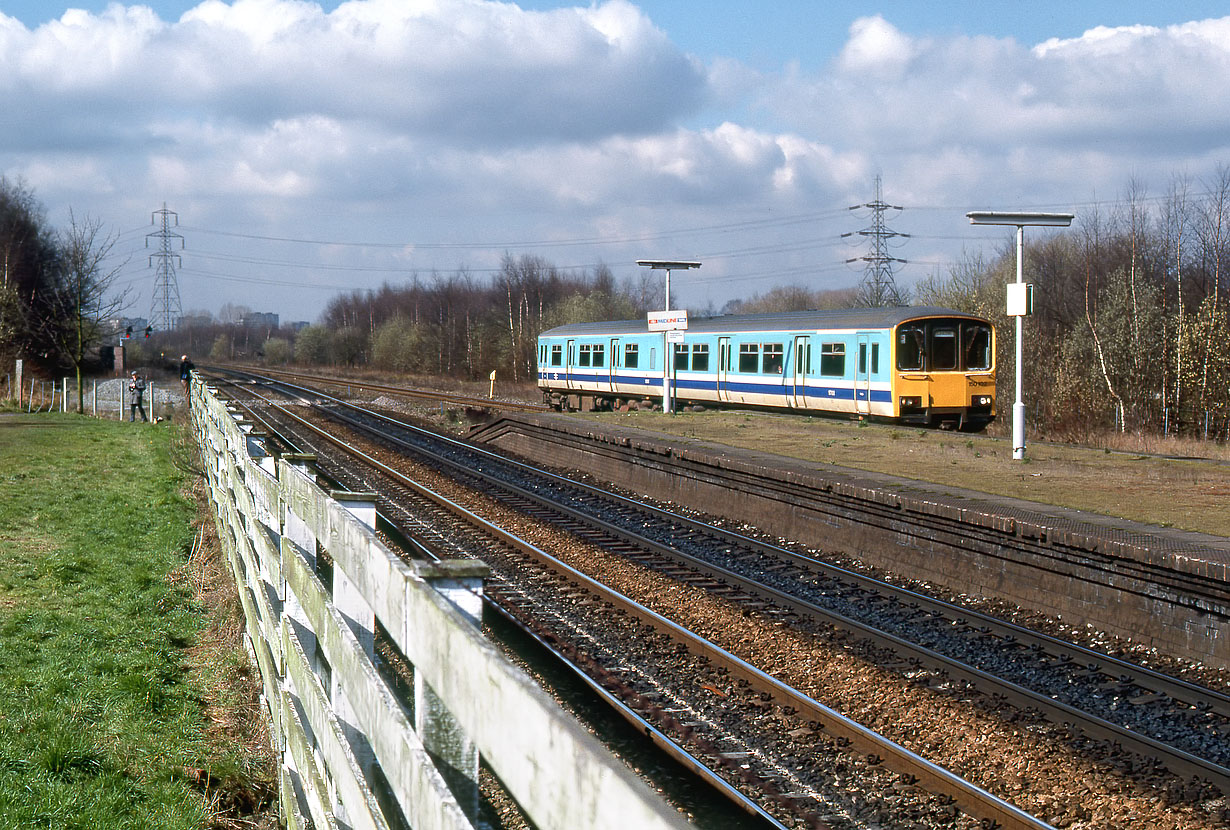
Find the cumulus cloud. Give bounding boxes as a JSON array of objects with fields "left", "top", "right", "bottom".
[
  {"left": 5, "top": 2, "right": 1230, "bottom": 319},
  {"left": 0, "top": 0, "right": 707, "bottom": 149},
  {"left": 770, "top": 14, "right": 1230, "bottom": 165}
]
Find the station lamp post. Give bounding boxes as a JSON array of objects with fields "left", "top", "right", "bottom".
[
  {"left": 966, "top": 211, "right": 1074, "bottom": 460},
  {"left": 637, "top": 260, "right": 701, "bottom": 414}
]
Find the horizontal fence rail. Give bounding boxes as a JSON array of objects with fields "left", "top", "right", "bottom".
[{"left": 191, "top": 379, "right": 690, "bottom": 830}]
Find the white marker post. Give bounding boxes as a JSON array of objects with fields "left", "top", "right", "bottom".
[
  {"left": 637, "top": 260, "right": 700, "bottom": 414},
  {"left": 966, "top": 211, "right": 1074, "bottom": 460}
]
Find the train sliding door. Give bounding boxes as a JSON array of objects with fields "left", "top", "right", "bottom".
[
  {"left": 791, "top": 335, "right": 809, "bottom": 408},
  {"left": 856, "top": 333, "right": 871, "bottom": 415},
  {"left": 609, "top": 337, "right": 619, "bottom": 393},
  {"left": 717, "top": 337, "right": 732, "bottom": 402},
  {"left": 566, "top": 339, "right": 577, "bottom": 390}
]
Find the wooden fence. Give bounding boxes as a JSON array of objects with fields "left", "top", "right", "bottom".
[{"left": 192, "top": 379, "right": 690, "bottom": 830}]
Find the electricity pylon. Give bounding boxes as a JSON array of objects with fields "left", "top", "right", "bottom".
[
  {"left": 147, "top": 203, "right": 184, "bottom": 332},
  {"left": 843, "top": 175, "right": 907, "bottom": 307}
]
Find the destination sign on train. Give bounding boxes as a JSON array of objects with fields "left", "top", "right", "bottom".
[{"left": 647, "top": 310, "right": 688, "bottom": 331}]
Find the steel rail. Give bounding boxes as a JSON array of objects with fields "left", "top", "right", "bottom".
[
  {"left": 322, "top": 402, "right": 1230, "bottom": 793},
  {"left": 236, "top": 370, "right": 1230, "bottom": 711},
  {"left": 220, "top": 368, "right": 1230, "bottom": 787},
  {"left": 219, "top": 384, "right": 798, "bottom": 828},
  {"left": 212, "top": 374, "right": 1053, "bottom": 830},
  {"left": 214, "top": 364, "right": 549, "bottom": 413}
]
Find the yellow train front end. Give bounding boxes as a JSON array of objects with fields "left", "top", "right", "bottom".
[{"left": 891, "top": 313, "right": 996, "bottom": 432}]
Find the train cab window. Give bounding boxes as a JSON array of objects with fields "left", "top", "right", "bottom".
[
  {"left": 692, "top": 343, "right": 710, "bottom": 372},
  {"left": 932, "top": 327, "right": 957, "bottom": 370},
  {"left": 820, "top": 343, "right": 845, "bottom": 377},
  {"left": 896, "top": 326, "right": 925, "bottom": 371},
  {"left": 550, "top": 344, "right": 563, "bottom": 367},
  {"left": 739, "top": 344, "right": 759, "bottom": 373},
  {"left": 674, "top": 343, "right": 689, "bottom": 371},
  {"left": 963, "top": 324, "right": 992, "bottom": 370},
  {"left": 763, "top": 344, "right": 784, "bottom": 374},
  {"left": 625, "top": 343, "right": 639, "bottom": 369}
]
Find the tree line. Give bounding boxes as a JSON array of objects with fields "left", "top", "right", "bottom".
[
  {"left": 914, "top": 171, "right": 1230, "bottom": 440},
  {"left": 3, "top": 171, "right": 1228, "bottom": 440},
  {"left": 0, "top": 177, "right": 127, "bottom": 413}
]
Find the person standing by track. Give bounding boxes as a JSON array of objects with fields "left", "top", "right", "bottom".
[
  {"left": 129, "top": 371, "right": 148, "bottom": 422},
  {"left": 179, "top": 354, "right": 195, "bottom": 395}
]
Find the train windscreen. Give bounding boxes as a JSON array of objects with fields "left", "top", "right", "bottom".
[{"left": 896, "top": 319, "right": 992, "bottom": 372}]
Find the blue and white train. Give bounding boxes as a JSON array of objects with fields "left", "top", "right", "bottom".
[{"left": 536, "top": 306, "right": 997, "bottom": 431}]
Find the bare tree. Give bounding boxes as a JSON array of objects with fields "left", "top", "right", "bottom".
[
  {"left": 38, "top": 212, "right": 130, "bottom": 413},
  {"left": 1160, "top": 174, "right": 1192, "bottom": 418}
]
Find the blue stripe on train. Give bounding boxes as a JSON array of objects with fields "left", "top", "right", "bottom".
[{"left": 540, "top": 371, "right": 891, "bottom": 404}]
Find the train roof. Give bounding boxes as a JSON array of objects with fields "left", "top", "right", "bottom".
[{"left": 539, "top": 306, "right": 989, "bottom": 337}]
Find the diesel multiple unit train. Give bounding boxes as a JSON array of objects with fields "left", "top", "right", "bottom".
[{"left": 536, "top": 306, "right": 997, "bottom": 431}]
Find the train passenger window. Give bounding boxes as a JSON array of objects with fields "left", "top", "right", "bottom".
[
  {"left": 932, "top": 327, "right": 957, "bottom": 370},
  {"left": 739, "top": 344, "right": 759, "bottom": 373},
  {"left": 820, "top": 343, "right": 845, "bottom": 377},
  {"left": 674, "top": 344, "right": 689, "bottom": 371},
  {"left": 692, "top": 344, "right": 710, "bottom": 371},
  {"left": 871, "top": 343, "right": 880, "bottom": 374},
  {"left": 592, "top": 344, "right": 605, "bottom": 368},
  {"left": 625, "top": 343, "right": 638, "bottom": 369},
  {"left": 578, "top": 344, "right": 593, "bottom": 367},
  {"left": 551, "top": 345, "right": 563, "bottom": 367},
  {"left": 897, "top": 326, "right": 925, "bottom": 371},
  {"left": 763, "top": 344, "right": 784, "bottom": 374},
  {"left": 963, "top": 324, "right": 992, "bottom": 370}
]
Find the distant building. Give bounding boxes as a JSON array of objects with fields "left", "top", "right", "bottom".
[
  {"left": 241, "top": 311, "right": 280, "bottom": 329},
  {"left": 177, "top": 314, "right": 214, "bottom": 329},
  {"left": 286, "top": 320, "right": 311, "bottom": 332}
]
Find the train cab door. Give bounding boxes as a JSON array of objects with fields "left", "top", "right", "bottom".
[
  {"left": 717, "top": 337, "right": 732, "bottom": 402},
  {"left": 856, "top": 333, "right": 871, "bottom": 415},
  {"left": 608, "top": 337, "right": 619, "bottom": 393},
  {"left": 566, "top": 339, "right": 577, "bottom": 390},
  {"left": 791, "top": 335, "right": 809, "bottom": 408}
]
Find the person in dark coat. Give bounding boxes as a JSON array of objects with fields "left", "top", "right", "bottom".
[
  {"left": 179, "top": 354, "right": 195, "bottom": 394},
  {"left": 129, "top": 371, "right": 148, "bottom": 422}
]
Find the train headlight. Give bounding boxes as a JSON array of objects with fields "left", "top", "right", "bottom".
[
  {"left": 972, "top": 395, "right": 993, "bottom": 408},
  {"left": 899, "top": 395, "right": 922, "bottom": 409}
]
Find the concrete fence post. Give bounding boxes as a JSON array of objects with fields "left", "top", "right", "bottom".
[
  {"left": 414, "top": 559, "right": 487, "bottom": 820},
  {"left": 330, "top": 491, "right": 379, "bottom": 783},
  {"left": 278, "top": 453, "right": 324, "bottom": 803}
]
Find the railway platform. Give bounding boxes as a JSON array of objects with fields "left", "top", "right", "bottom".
[{"left": 469, "top": 412, "right": 1230, "bottom": 670}]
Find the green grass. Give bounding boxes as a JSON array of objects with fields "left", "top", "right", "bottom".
[{"left": 0, "top": 414, "right": 234, "bottom": 829}]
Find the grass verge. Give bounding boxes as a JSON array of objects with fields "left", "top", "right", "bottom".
[{"left": 0, "top": 413, "right": 274, "bottom": 829}]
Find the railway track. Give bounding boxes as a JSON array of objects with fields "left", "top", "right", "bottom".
[
  {"left": 207, "top": 369, "right": 1229, "bottom": 829},
  {"left": 223, "top": 363, "right": 550, "bottom": 413}
]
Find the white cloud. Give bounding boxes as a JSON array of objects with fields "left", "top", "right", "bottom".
[
  {"left": 5, "top": 2, "right": 1230, "bottom": 319},
  {"left": 837, "top": 15, "right": 915, "bottom": 77},
  {"left": 765, "top": 14, "right": 1230, "bottom": 203}
]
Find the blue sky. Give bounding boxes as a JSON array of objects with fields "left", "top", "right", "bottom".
[{"left": 3, "top": 1, "right": 1230, "bottom": 323}]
